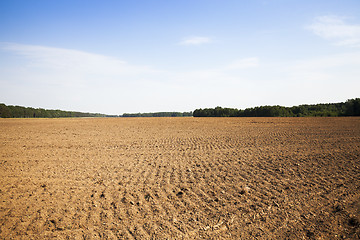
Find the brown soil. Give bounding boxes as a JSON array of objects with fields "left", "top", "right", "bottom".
[{"left": 0, "top": 117, "right": 359, "bottom": 239}]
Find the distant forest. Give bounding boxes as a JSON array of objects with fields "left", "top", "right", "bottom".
[
  {"left": 0, "top": 103, "right": 106, "bottom": 118},
  {"left": 193, "top": 98, "right": 360, "bottom": 117},
  {"left": 0, "top": 103, "right": 192, "bottom": 118},
  {"left": 1, "top": 98, "right": 359, "bottom": 118}
]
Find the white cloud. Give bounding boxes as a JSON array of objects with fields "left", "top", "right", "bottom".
[
  {"left": 179, "top": 36, "right": 211, "bottom": 45},
  {"left": 307, "top": 15, "right": 360, "bottom": 47},
  {"left": 223, "top": 57, "right": 259, "bottom": 70}
]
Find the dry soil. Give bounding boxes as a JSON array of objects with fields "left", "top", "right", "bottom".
[{"left": 0, "top": 117, "right": 359, "bottom": 239}]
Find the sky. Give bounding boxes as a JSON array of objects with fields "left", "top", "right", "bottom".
[{"left": 0, "top": 0, "right": 360, "bottom": 115}]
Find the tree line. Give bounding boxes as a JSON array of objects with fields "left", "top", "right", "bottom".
[
  {"left": 0, "top": 103, "right": 193, "bottom": 118},
  {"left": 0, "top": 103, "right": 106, "bottom": 118},
  {"left": 193, "top": 98, "right": 360, "bottom": 117},
  {"left": 1, "top": 98, "right": 359, "bottom": 118}
]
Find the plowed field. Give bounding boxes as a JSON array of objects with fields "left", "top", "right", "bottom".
[{"left": 1, "top": 117, "right": 359, "bottom": 239}]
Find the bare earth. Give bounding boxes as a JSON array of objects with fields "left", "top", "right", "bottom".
[{"left": 0, "top": 117, "right": 359, "bottom": 239}]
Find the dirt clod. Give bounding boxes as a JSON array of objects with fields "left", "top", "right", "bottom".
[
  {"left": 176, "top": 191, "right": 184, "bottom": 197},
  {"left": 349, "top": 217, "right": 359, "bottom": 227},
  {"left": 239, "top": 186, "right": 250, "bottom": 195}
]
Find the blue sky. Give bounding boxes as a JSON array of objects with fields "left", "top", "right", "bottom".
[{"left": 1, "top": 0, "right": 360, "bottom": 114}]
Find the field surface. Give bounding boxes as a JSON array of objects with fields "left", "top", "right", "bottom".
[{"left": 0, "top": 117, "right": 359, "bottom": 239}]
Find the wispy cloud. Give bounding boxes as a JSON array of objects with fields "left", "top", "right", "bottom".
[
  {"left": 307, "top": 15, "right": 360, "bottom": 47},
  {"left": 179, "top": 36, "right": 211, "bottom": 45},
  {"left": 0, "top": 42, "right": 157, "bottom": 77}
]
